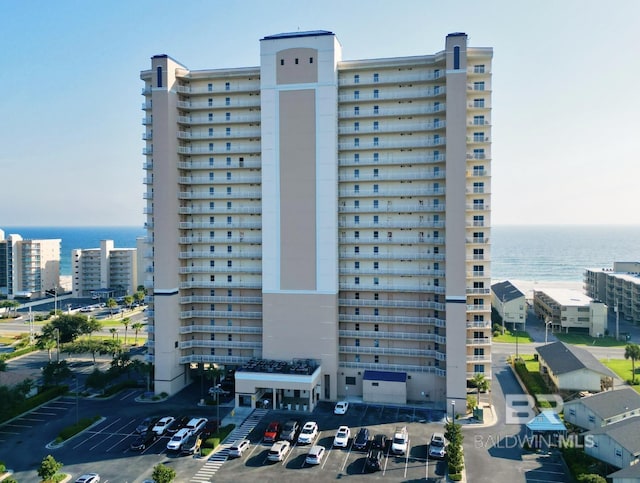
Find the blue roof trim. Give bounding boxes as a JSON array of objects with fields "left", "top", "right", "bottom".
[
  {"left": 363, "top": 370, "right": 407, "bottom": 382},
  {"left": 261, "top": 30, "right": 334, "bottom": 41}
]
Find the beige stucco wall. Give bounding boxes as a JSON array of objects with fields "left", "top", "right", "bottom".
[{"left": 363, "top": 379, "right": 407, "bottom": 405}]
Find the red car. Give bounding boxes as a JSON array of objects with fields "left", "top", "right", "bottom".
[{"left": 263, "top": 421, "right": 281, "bottom": 442}]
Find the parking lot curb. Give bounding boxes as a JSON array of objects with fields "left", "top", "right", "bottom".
[{"left": 45, "top": 416, "right": 107, "bottom": 449}]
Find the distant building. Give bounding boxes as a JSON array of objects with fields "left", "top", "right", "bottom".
[
  {"left": 584, "top": 262, "right": 640, "bottom": 326},
  {"left": 0, "top": 229, "right": 61, "bottom": 299},
  {"left": 71, "top": 240, "right": 138, "bottom": 298},
  {"left": 563, "top": 387, "right": 640, "bottom": 430},
  {"left": 536, "top": 341, "right": 614, "bottom": 393},
  {"left": 491, "top": 280, "right": 526, "bottom": 330},
  {"left": 533, "top": 288, "right": 606, "bottom": 337}
]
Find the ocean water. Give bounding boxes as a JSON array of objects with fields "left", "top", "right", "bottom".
[{"left": 2, "top": 225, "right": 639, "bottom": 282}]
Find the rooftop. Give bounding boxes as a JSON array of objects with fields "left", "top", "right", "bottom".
[
  {"left": 491, "top": 280, "right": 525, "bottom": 303},
  {"left": 536, "top": 341, "right": 614, "bottom": 377},
  {"left": 586, "top": 415, "right": 640, "bottom": 456},
  {"left": 262, "top": 30, "right": 334, "bottom": 41},
  {"left": 565, "top": 387, "right": 640, "bottom": 420},
  {"left": 237, "top": 358, "right": 319, "bottom": 376},
  {"left": 534, "top": 288, "right": 593, "bottom": 307}
]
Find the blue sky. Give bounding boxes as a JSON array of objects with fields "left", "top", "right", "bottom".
[{"left": 1, "top": 0, "right": 638, "bottom": 226}]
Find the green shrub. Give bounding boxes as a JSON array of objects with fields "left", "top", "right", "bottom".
[
  {"left": 56, "top": 415, "right": 101, "bottom": 442},
  {"left": 449, "top": 473, "right": 462, "bottom": 481}
]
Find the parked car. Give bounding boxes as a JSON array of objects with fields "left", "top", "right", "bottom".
[
  {"left": 263, "top": 421, "right": 281, "bottom": 442},
  {"left": 228, "top": 438, "right": 251, "bottom": 458},
  {"left": 371, "top": 433, "right": 388, "bottom": 450},
  {"left": 353, "top": 427, "right": 370, "bottom": 451},
  {"left": 267, "top": 440, "right": 291, "bottom": 462},
  {"left": 151, "top": 416, "right": 175, "bottom": 436},
  {"left": 280, "top": 419, "right": 301, "bottom": 442},
  {"left": 74, "top": 474, "right": 100, "bottom": 483},
  {"left": 428, "top": 432, "right": 447, "bottom": 459},
  {"left": 166, "top": 415, "right": 189, "bottom": 434},
  {"left": 130, "top": 431, "right": 157, "bottom": 451},
  {"left": 166, "top": 428, "right": 191, "bottom": 451},
  {"left": 135, "top": 416, "right": 158, "bottom": 434},
  {"left": 201, "top": 419, "right": 218, "bottom": 438},
  {"left": 185, "top": 417, "right": 208, "bottom": 434},
  {"left": 334, "top": 400, "right": 349, "bottom": 415},
  {"left": 333, "top": 425, "right": 350, "bottom": 448},
  {"left": 181, "top": 432, "right": 203, "bottom": 455},
  {"left": 297, "top": 421, "right": 319, "bottom": 444},
  {"left": 305, "top": 445, "right": 326, "bottom": 465},
  {"left": 391, "top": 426, "right": 409, "bottom": 455},
  {"left": 365, "top": 449, "right": 384, "bottom": 472}
]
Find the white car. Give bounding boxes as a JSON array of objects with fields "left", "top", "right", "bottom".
[
  {"left": 166, "top": 427, "right": 191, "bottom": 451},
  {"left": 333, "top": 425, "right": 351, "bottom": 448},
  {"left": 152, "top": 416, "right": 175, "bottom": 436},
  {"left": 75, "top": 474, "right": 100, "bottom": 483},
  {"left": 391, "top": 426, "right": 409, "bottom": 455},
  {"left": 305, "top": 445, "right": 326, "bottom": 465},
  {"left": 428, "top": 432, "right": 447, "bottom": 459},
  {"left": 267, "top": 440, "right": 291, "bottom": 462},
  {"left": 334, "top": 401, "right": 349, "bottom": 414},
  {"left": 185, "top": 417, "right": 208, "bottom": 434},
  {"left": 228, "top": 438, "right": 250, "bottom": 457},
  {"left": 297, "top": 421, "right": 319, "bottom": 444}
]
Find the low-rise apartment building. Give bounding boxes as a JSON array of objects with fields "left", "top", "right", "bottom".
[
  {"left": 533, "top": 288, "right": 606, "bottom": 337},
  {"left": 585, "top": 262, "right": 640, "bottom": 325}
]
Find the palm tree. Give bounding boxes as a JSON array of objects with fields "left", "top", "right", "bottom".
[
  {"left": 109, "top": 327, "right": 118, "bottom": 340},
  {"left": 121, "top": 318, "right": 131, "bottom": 345},
  {"left": 132, "top": 322, "right": 144, "bottom": 345},
  {"left": 106, "top": 298, "right": 118, "bottom": 316},
  {"left": 624, "top": 343, "right": 640, "bottom": 384},
  {"left": 471, "top": 373, "right": 490, "bottom": 408}
]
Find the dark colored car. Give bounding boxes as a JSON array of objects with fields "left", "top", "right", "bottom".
[
  {"left": 167, "top": 415, "right": 189, "bottom": 434},
  {"left": 135, "top": 417, "right": 157, "bottom": 434},
  {"left": 365, "top": 449, "right": 384, "bottom": 472},
  {"left": 280, "top": 419, "right": 301, "bottom": 442},
  {"left": 181, "top": 432, "right": 203, "bottom": 455},
  {"left": 201, "top": 419, "right": 218, "bottom": 438},
  {"left": 263, "top": 421, "right": 281, "bottom": 442},
  {"left": 372, "top": 433, "right": 388, "bottom": 450},
  {"left": 353, "top": 427, "right": 370, "bottom": 451},
  {"left": 130, "top": 431, "right": 157, "bottom": 451}
]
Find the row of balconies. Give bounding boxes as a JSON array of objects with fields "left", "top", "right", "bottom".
[
  {"left": 178, "top": 221, "right": 262, "bottom": 230},
  {"left": 177, "top": 114, "right": 261, "bottom": 125},
  {"left": 338, "top": 204, "right": 444, "bottom": 214},
  {"left": 176, "top": 84, "right": 260, "bottom": 95},
  {"left": 179, "top": 251, "right": 262, "bottom": 260},
  {"left": 340, "top": 282, "right": 446, "bottom": 293},
  {"left": 339, "top": 313, "right": 444, "bottom": 326},
  {"left": 339, "top": 330, "right": 447, "bottom": 344},
  {"left": 178, "top": 175, "right": 262, "bottom": 184},
  {"left": 177, "top": 159, "right": 262, "bottom": 170},
  {"left": 339, "top": 298, "right": 445, "bottom": 310},
  {"left": 339, "top": 235, "right": 445, "bottom": 244},
  {"left": 179, "top": 236, "right": 262, "bottom": 244},
  {"left": 338, "top": 121, "right": 445, "bottom": 135},
  {"left": 339, "top": 361, "right": 446, "bottom": 377},
  {"left": 338, "top": 87, "right": 446, "bottom": 103},
  {"left": 177, "top": 99, "right": 261, "bottom": 110},
  {"left": 338, "top": 70, "right": 446, "bottom": 86},
  {"left": 178, "top": 206, "right": 261, "bottom": 215},
  {"left": 339, "top": 152, "right": 444, "bottom": 166},
  {"left": 177, "top": 144, "right": 261, "bottom": 155},
  {"left": 338, "top": 138, "right": 446, "bottom": 150},
  {"left": 339, "top": 267, "right": 445, "bottom": 276},
  {"left": 178, "top": 266, "right": 261, "bottom": 275},
  {"left": 338, "top": 170, "right": 446, "bottom": 182},
  {"left": 179, "top": 355, "right": 252, "bottom": 365},
  {"left": 178, "top": 190, "right": 262, "bottom": 200},
  {"left": 339, "top": 219, "right": 442, "bottom": 229},
  {"left": 178, "top": 325, "right": 262, "bottom": 334},
  {"left": 176, "top": 130, "right": 260, "bottom": 141},
  {"left": 340, "top": 345, "right": 447, "bottom": 359},
  {"left": 338, "top": 103, "right": 446, "bottom": 118},
  {"left": 339, "top": 252, "right": 446, "bottom": 261},
  {"left": 179, "top": 340, "right": 261, "bottom": 350},
  {"left": 180, "top": 296, "right": 262, "bottom": 304},
  {"left": 179, "top": 310, "right": 262, "bottom": 319}
]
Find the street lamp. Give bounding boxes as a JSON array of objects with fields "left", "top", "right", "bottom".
[
  {"left": 451, "top": 400, "right": 456, "bottom": 422},
  {"left": 545, "top": 319, "right": 553, "bottom": 344},
  {"left": 54, "top": 328, "right": 60, "bottom": 363},
  {"left": 73, "top": 375, "right": 79, "bottom": 423},
  {"left": 209, "top": 384, "right": 229, "bottom": 429}
]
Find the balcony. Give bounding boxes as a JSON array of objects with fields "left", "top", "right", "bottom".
[
  {"left": 179, "top": 325, "right": 262, "bottom": 334},
  {"left": 339, "top": 298, "right": 445, "bottom": 310},
  {"left": 340, "top": 282, "right": 446, "bottom": 294},
  {"left": 339, "top": 153, "right": 445, "bottom": 167},
  {"left": 177, "top": 98, "right": 260, "bottom": 110},
  {"left": 338, "top": 87, "right": 445, "bottom": 102},
  {"left": 338, "top": 70, "right": 444, "bottom": 86},
  {"left": 177, "top": 144, "right": 260, "bottom": 155},
  {"left": 340, "top": 345, "right": 445, "bottom": 359},
  {"left": 179, "top": 251, "right": 261, "bottom": 260},
  {"left": 178, "top": 190, "right": 261, "bottom": 200},
  {"left": 179, "top": 310, "right": 262, "bottom": 319},
  {"left": 339, "top": 103, "right": 446, "bottom": 118},
  {"left": 338, "top": 121, "right": 445, "bottom": 135},
  {"left": 178, "top": 221, "right": 261, "bottom": 230},
  {"left": 339, "top": 187, "right": 445, "bottom": 198},
  {"left": 466, "top": 337, "right": 491, "bottom": 345},
  {"left": 339, "top": 361, "right": 446, "bottom": 377},
  {"left": 467, "top": 354, "right": 491, "bottom": 362},
  {"left": 338, "top": 138, "right": 445, "bottom": 150},
  {"left": 339, "top": 170, "right": 444, "bottom": 182},
  {"left": 178, "top": 206, "right": 261, "bottom": 215},
  {"left": 178, "top": 175, "right": 261, "bottom": 184},
  {"left": 178, "top": 113, "right": 261, "bottom": 125},
  {"left": 339, "top": 330, "right": 447, "bottom": 344}
]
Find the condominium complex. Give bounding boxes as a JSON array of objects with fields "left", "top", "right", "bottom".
[
  {"left": 140, "top": 31, "right": 492, "bottom": 412},
  {"left": 0, "top": 229, "right": 61, "bottom": 299},
  {"left": 585, "top": 262, "right": 640, "bottom": 325},
  {"left": 533, "top": 289, "right": 606, "bottom": 337},
  {"left": 71, "top": 240, "right": 138, "bottom": 299}
]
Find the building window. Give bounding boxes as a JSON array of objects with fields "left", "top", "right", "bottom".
[
  {"left": 226, "top": 142, "right": 231, "bottom": 151},
  {"left": 373, "top": 200, "right": 378, "bottom": 209},
  {"left": 354, "top": 122, "right": 359, "bottom": 132},
  {"left": 355, "top": 339, "right": 360, "bottom": 347},
  {"left": 295, "top": 58, "right": 299, "bottom": 64},
  {"left": 374, "top": 355, "right": 379, "bottom": 363},
  {"left": 454, "top": 46, "right": 460, "bottom": 69},
  {"left": 226, "top": 127, "right": 231, "bottom": 136},
  {"left": 354, "top": 90, "right": 359, "bottom": 100},
  {"left": 354, "top": 138, "right": 359, "bottom": 147},
  {"left": 354, "top": 292, "right": 359, "bottom": 300},
  {"left": 373, "top": 105, "right": 379, "bottom": 115},
  {"left": 373, "top": 262, "right": 379, "bottom": 270},
  {"left": 373, "top": 137, "right": 379, "bottom": 147},
  {"left": 354, "top": 184, "right": 359, "bottom": 194},
  {"left": 354, "top": 231, "right": 360, "bottom": 240},
  {"left": 346, "top": 376, "right": 356, "bottom": 385},
  {"left": 373, "top": 215, "right": 378, "bottom": 224},
  {"left": 374, "top": 339, "right": 379, "bottom": 347},
  {"left": 373, "top": 73, "right": 379, "bottom": 83},
  {"left": 354, "top": 215, "right": 359, "bottom": 224},
  {"left": 225, "top": 82, "right": 230, "bottom": 91},
  {"left": 156, "top": 66, "right": 162, "bottom": 87},
  {"left": 309, "top": 57, "right": 313, "bottom": 63},
  {"left": 208, "top": 113, "right": 213, "bottom": 121},
  {"left": 354, "top": 200, "right": 359, "bottom": 209},
  {"left": 227, "top": 245, "right": 232, "bottom": 253},
  {"left": 354, "top": 106, "right": 360, "bottom": 116},
  {"left": 209, "top": 157, "right": 214, "bottom": 166},
  {"left": 474, "top": 64, "right": 485, "bottom": 73},
  {"left": 226, "top": 112, "right": 231, "bottom": 121},
  {"left": 474, "top": 132, "right": 485, "bottom": 142},
  {"left": 474, "top": 81, "right": 485, "bottom": 91},
  {"left": 208, "top": 98, "right": 213, "bottom": 107},
  {"left": 373, "top": 246, "right": 379, "bottom": 254},
  {"left": 209, "top": 143, "right": 214, "bottom": 152},
  {"left": 355, "top": 277, "right": 360, "bottom": 285},
  {"left": 373, "top": 152, "right": 379, "bottom": 162},
  {"left": 373, "top": 184, "right": 378, "bottom": 193},
  {"left": 354, "top": 307, "right": 359, "bottom": 314},
  {"left": 208, "top": 83, "right": 213, "bottom": 92},
  {"left": 208, "top": 127, "right": 214, "bottom": 137},
  {"left": 225, "top": 97, "right": 231, "bottom": 106},
  {"left": 373, "top": 121, "right": 379, "bottom": 131},
  {"left": 373, "top": 277, "right": 379, "bottom": 285},
  {"left": 355, "top": 355, "right": 360, "bottom": 363},
  {"left": 280, "top": 58, "right": 284, "bottom": 65},
  {"left": 373, "top": 89, "right": 379, "bottom": 99},
  {"left": 354, "top": 74, "right": 359, "bottom": 84},
  {"left": 354, "top": 246, "right": 359, "bottom": 253},
  {"left": 373, "top": 231, "right": 378, "bottom": 239},
  {"left": 474, "top": 98, "right": 485, "bottom": 108},
  {"left": 226, "top": 157, "right": 231, "bottom": 166},
  {"left": 227, "top": 275, "right": 232, "bottom": 282}
]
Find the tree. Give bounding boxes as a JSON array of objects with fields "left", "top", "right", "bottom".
[
  {"left": 109, "top": 327, "right": 118, "bottom": 340},
  {"left": 134, "top": 290, "right": 146, "bottom": 305},
  {"left": 0, "top": 300, "right": 20, "bottom": 318},
  {"left": 40, "top": 314, "right": 99, "bottom": 344},
  {"left": 37, "top": 337, "right": 57, "bottom": 362},
  {"left": 106, "top": 298, "right": 118, "bottom": 316},
  {"left": 124, "top": 295, "right": 134, "bottom": 310},
  {"left": 151, "top": 463, "right": 176, "bottom": 483},
  {"left": 624, "top": 343, "right": 640, "bottom": 384},
  {"left": 37, "top": 454, "right": 63, "bottom": 482},
  {"left": 132, "top": 322, "right": 144, "bottom": 345},
  {"left": 121, "top": 317, "right": 131, "bottom": 345},
  {"left": 471, "top": 372, "right": 490, "bottom": 407},
  {"left": 41, "top": 361, "right": 71, "bottom": 386},
  {"left": 0, "top": 355, "right": 7, "bottom": 372}
]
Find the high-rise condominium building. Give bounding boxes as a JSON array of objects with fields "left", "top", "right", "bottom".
[
  {"left": 0, "top": 229, "right": 61, "bottom": 299},
  {"left": 71, "top": 240, "right": 138, "bottom": 299},
  {"left": 140, "top": 31, "right": 492, "bottom": 412}
]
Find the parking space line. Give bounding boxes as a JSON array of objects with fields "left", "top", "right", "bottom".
[
  {"left": 404, "top": 440, "right": 411, "bottom": 479},
  {"left": 72, "top": 418, "right": 122, "bottom": 449}
]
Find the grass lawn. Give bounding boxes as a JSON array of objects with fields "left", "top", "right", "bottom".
[
  {"left": 493, "top": 331, "right": 534, "bottom": 343},
  {"left": 554, "top": 332, "right": 626, "bottom": 347},
  {"left": 601, "top": 358, "right": 640, "bottom": 392}
]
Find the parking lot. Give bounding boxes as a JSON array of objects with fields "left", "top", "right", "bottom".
[{"left": 213, "top": 402, "right": 449, "bottom": 482}]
